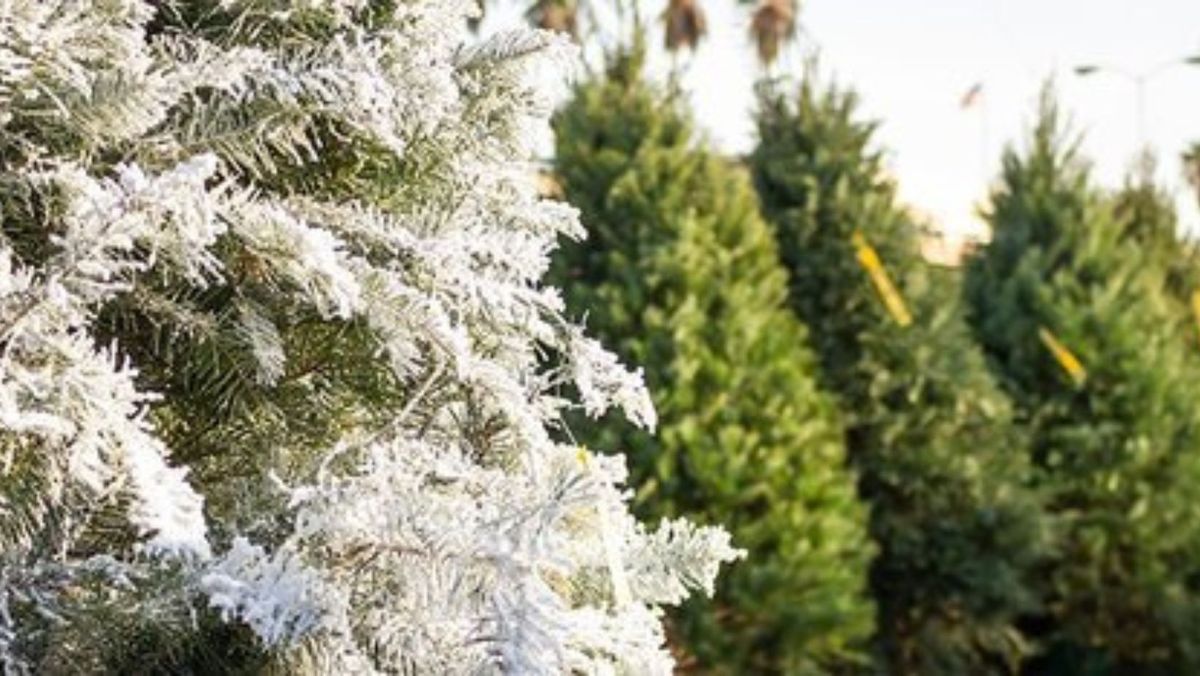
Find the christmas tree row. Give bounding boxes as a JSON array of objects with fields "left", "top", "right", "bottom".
[{"left": 550, "top": 43, "right": 1200, "bottom": 674}]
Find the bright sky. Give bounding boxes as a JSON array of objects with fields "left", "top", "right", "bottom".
[{"left": 487, "top": 1, "right": 1200, "bottom": 237}]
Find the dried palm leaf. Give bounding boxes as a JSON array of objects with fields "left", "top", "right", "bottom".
[
  {"left": 749, "top": 0, "right": 798, "bottom": 65},
  {"left": 662, "top": 0, "right": 708, "bottom": 52},
  {"left": 526, "top": 0, "right": 578, "bottom": 36}
]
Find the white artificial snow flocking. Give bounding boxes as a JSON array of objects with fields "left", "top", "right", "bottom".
[{"left": 0, "top": 0, "right": 741, "bottom": 673}]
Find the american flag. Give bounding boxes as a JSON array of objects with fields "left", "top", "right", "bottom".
[{"left": 960, "top": 82, "right": 983, "bottom": 109}]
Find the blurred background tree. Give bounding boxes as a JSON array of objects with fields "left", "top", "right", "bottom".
[
  {"left": 1184, "top": 142, "right": 1200, "bottom": 208},
  {"left": 550, "top": 44, "right": 876, "bottom": 673},
  {"left": 750, "top": 75, "right": 1050, "bottom": 675},
  {"left": 1109, "top": 156, "right": 1200, "bottom": 331},
  {"left": 965, "top": 93, "right": 1200, "bottom": 673},
  {"left": 495, "top": 0, "right": 800, "bottom": 66}
]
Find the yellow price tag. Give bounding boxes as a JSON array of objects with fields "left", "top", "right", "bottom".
[
  {"left": 575, "top": 446, "right": 632, "bottom": 607},
  {"left": 1038, "top": 326, "right": 1087, "bottom": 387},
  {"left": 1190, "top": 289, "right": 1200, "bottom": 345},
  {"left": 852, "top": 231, "right": 912, "bottom": 327}
]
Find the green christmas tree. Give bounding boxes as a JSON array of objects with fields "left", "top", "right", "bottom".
[
  {"left": 964, "top": 94, "right": 1200, "bottom": 672},
  {"left": 551, "top": 49, "right": 875, "bottom": 673},
  {"left": 1108, "top": 159, "right": 1200, "bottom": 365},
  {"left": 750, "top": 77, "right": 1048, "bottom": 675},
  {"left": 1112, "top": 155, "right": 1199, "bottom": 304}
]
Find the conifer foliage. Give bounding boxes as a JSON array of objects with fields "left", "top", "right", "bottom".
[
  {"left": 551, "top": 50, "right": 874, "bottom": 673},
  {"left": 0, "top": 1, "right": 740, "bottom": 673},
  {"left": 965, "top": 96, "right": 1200, "bottom": 672},
  {"left": 1110, "top": 158, "right": 1200, "bottom": 316},
  {"left": 751, "top": 78, "right": 1047, "bottom": 675},
  {"left": 1184, "top": 142, "right": 1200, "bottom": 208}
]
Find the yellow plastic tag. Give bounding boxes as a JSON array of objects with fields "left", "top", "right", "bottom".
[
  {"left": 1038, "top": 326, "right": 1087, "bottom": 387},
  {"left": 852, "top": 231, "right": 912, "bottom": 327},
  {"left": 1190, "top": 289, "right": 1200, "bottom": 344},
  {"left": 576, "top": 446, "right": 632, "bottom": 607}
]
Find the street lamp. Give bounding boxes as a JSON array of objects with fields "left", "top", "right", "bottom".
[{"left": 1074, "top": 54, "right": 1200, "bottom": 147}]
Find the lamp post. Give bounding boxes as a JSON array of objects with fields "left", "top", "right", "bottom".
[{"left": 1074, "top": 54, "right": 1200, "bottom": 147}]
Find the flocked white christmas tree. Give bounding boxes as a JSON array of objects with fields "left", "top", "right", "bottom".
[{"left": 0, "top": 1, "right": 739, "bottom": 672}]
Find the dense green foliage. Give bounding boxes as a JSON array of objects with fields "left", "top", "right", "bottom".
[
  {"left": 965, "top": 96, "right": 1200, "bottom": 673},
  {"left": 551, "top": 51, "right": 875, "bottom": 673},
  {"left": 750, "top": 77, "right": 1048, "bottom": 675},
  {"left": 1109, "top": 161, "right": 1200, "bottom": 345}
]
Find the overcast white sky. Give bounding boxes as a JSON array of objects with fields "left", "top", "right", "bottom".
[{"left": 488, "top": 1, "right": 1200, "bottom": 237}]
